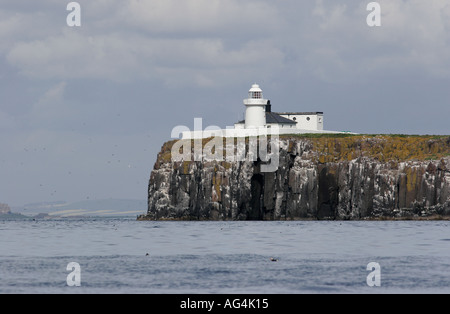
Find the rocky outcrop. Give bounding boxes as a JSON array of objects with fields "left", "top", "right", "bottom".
[{"left": 140, "top": 135, "right": 450, "bottom": 220}]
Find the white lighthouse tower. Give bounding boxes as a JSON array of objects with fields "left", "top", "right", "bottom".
[{"left": 244, "top": 83, "right": 267, "bottom": 129}]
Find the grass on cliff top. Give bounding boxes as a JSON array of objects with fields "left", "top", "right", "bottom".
[
  {"left": 155, "top": 134, "right": 450, "bottom": 166},
  {"left": 302, "top": 134, "right": 450, "bottom": 163},
  {"left": 279, "top": 133, "right": 449, "bottom": 139}
]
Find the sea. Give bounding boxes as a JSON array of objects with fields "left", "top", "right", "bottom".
[{"left": 0, "top": 217, "right": 449, "bottom": 294}]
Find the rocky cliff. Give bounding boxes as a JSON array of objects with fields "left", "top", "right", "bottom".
[{"left": 139, "top": 135, "right": 450, "bottom": 220}]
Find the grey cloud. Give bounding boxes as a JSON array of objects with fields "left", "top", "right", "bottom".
[{"left": 5, "top": 0, "right": 450, "bottom": 84}]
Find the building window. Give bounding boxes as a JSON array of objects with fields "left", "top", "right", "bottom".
[{"left": 306, "top": 117, "right": 310, "bottom": 121}]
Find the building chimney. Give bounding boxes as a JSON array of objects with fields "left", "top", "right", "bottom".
[{"left": 266, "top": 100, "right": 271, "bottom": 113}]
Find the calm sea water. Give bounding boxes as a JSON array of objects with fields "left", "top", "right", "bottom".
[{"left": 0, "top": 218, "right": 449, "bottom": 294}]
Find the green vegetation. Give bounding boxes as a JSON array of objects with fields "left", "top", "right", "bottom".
[
  {"left": 304, "top": 135, "right": 450, "bottom": 163},
  {"left": 280, "top": 133, "right": 358, "bottom": 139},
  {"left": 154, "top": 135, "right": 450, "bottom": 169}
]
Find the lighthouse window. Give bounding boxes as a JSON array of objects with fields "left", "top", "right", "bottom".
[{"left": 252, "top": 91, "right": 261, "bottom": 99}]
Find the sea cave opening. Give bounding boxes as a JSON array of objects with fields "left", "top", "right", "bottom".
[{"left": 249, "top": 173, "right": 264, "bottom": 220}]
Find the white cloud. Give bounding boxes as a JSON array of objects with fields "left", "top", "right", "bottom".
[
  {"left": 120, "top": 0, "right": 282, "bottom": 35},
  {"left": 377, "top": 0, "right": 450, "bottom": 76},
  {"left": 301, "top": 0, "right": 450, "bottom": 81},
  {"left": 3, "top": 0, "right": 287, "bottom": 86},
  {"left": 3, "top": 0, "right": 450, "bottom": 85},
  {"left": 7, "top": 30, "right": 138, "bottom": 81},
  {"left": 7, "top": 30, "right": 285, "bottom": 87}
]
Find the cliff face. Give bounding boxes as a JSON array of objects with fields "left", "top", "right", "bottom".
[{"left": 141, "top": 135, "right": 450, "bottom": 220}]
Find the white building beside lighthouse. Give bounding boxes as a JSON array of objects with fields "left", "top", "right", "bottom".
[
  {"left": 234, "top": 83, "right": 325, "bottom": 132},
  {"left": 181, "top": 83, "right": 353, "bottom": 139}
]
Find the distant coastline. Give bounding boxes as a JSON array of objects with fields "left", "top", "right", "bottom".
[{"left": 2, "top": 199, "right": 146, "bottom": 219}]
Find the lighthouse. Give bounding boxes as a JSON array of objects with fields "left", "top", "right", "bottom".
[
  {"left": 181, "top": 82, "right": 354, "bottom": 139},
  {"left": 244, "top": 83, "right": 267, "bottom": 129}
]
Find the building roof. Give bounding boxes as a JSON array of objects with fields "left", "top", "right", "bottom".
[
  {"left": 265, "top": 112, "right": 296, "bottom": 124},
  {"left": 235, "top": 112, "right": 296, "bottom": 125},
  {"left": 249, "top": 84, "right": 262, "bottom": 92}
]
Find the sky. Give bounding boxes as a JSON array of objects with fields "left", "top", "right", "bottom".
[{"left": 1, "top": 0, "right": 450, "bottom": 206}]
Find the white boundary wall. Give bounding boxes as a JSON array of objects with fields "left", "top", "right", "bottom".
[{"left": 181, "top": 128, "right": 355, "bottom": 139}]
